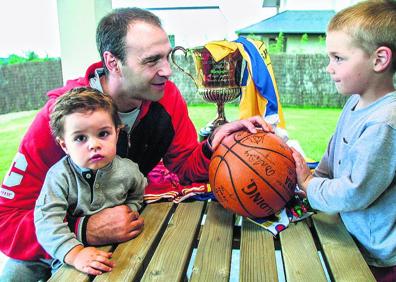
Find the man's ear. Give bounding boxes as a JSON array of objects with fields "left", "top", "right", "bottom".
[
  {"left": 373, "top": 46, "right": 392, "bottom": 72},
  {"left": 103, "top": 51, "right": 120, "bottom": 74},
  {"left": 116, "top": 127, "right": 120, "bottom": 140},
  {"left": 56, "top": 137, "right": 69, "bottom": 155}
]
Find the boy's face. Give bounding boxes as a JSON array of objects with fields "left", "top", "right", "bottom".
[
  {"left": 57, "top": 109, "right": 119, "bottom": 170},
  {"left": 326, "top": 31, "right": 373, "bottom": 96}
]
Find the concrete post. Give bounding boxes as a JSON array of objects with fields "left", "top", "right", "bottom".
[{"left": 56, "top": 0, "right": 112, "bottom": 83}]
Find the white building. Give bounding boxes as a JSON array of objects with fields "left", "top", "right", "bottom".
[
  {"left": 112, "top": 0, "right": 362, "bottom": 48},
  {"left": 57, "top": 0, "right": 363, "bottom": 81}
]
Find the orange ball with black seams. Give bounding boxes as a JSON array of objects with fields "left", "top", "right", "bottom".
[{"left": 209, "top": 130, "right": 297, "bottom": 218}]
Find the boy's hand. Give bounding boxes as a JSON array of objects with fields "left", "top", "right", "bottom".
[
  {"left": 65, "top": 245, "right": 115, "bottom": 275},
  {"left": 291, "top": 148, "right": 314, "bottom": 193}
]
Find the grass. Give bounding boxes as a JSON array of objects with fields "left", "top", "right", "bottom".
[
  {"left": 282, "top": 106, "right": 341, "bottom": 161},
  {"left": 0, "top": 105, "right": 341, "bottom": 182},
  {"left": 188, "top": 104, "right": 341, "bottom": 161}
]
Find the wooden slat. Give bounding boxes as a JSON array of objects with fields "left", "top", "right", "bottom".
[
  {"left": 190, "top": 202, "right": 234, "bottom": 282},
  {"left": 94, "top": 202, "right": 174, "bottom": 282},
  {"left": 240, "top": 218, "right": 278, "bottom": 282},
  {"left": 280, "top": 221, "right": 327, "bottom": 282},
  {"left": 49, "top": 264, "right": 91, "bottom": 282},
  {"left": 141, "top": 201, "right": 205, "bottom": 281},
  {"left": 312, "top": 213, "right": 376, "bottom": 281},
  {"left": 49, "top": 245, "right": 112, "bottom": 282}
]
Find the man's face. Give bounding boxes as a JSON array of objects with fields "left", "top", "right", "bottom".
[{"left": 118, "top": 21, "right": 173, "bottom": 102}]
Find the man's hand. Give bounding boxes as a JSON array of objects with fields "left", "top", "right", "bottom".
[
  {"left": 211, "top": 115, "right": 273, "bottom": 150},
  {"left": 86, "top": 205, "right": 144, "bottom": 245},
  {"left": 65, "top": 245, "right": 114, "bottom": 276},
  {"left": 291, "top": 148, "right": 313, "bottom": 193}
]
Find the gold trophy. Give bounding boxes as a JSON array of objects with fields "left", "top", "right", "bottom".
[{"left": 171, "top": 46, "right": 243, "bottom": 140}]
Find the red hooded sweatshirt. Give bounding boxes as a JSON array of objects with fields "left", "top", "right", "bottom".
[{"left": 0, "top": 62, "right": 211, "bottom": 260}]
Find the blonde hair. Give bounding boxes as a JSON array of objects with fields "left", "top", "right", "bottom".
[{"left": 328, "top": 0, "right": 396, "bottom": 71}]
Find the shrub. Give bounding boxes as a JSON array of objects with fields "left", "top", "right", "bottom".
[{"left": 0, "top": 52, "right": 59, "bottom": 65}]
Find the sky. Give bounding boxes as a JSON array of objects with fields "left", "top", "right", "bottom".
[
  {"left": 1, "top": 0, "right": 271, "bottom": 58},
  {"left": 0, "top": 0, "right": 359, "bottom": 58},
  {"left": 0, "top": 0, "right": 60, "bottom": 57}
]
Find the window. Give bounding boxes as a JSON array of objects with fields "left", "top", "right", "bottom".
[{"left": 262, "top": 0, "right": 280, "bottom": 8}]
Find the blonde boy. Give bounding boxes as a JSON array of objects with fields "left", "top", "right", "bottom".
[{"left": 292, "top": 1, "right": 396, "bottom": 281}]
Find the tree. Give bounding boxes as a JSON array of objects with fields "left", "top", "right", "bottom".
[{"left": 269, "top": 32, "right": 285, "bottom": 53}]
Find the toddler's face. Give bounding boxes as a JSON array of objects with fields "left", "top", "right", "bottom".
[
  {"left": 57, "top": 109, "right": 118, "bottom": 170},
  {"left": 325, "top": 31, "right": 373, "bottom": 96}
]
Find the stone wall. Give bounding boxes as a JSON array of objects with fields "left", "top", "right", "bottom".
[
  {"left": 270, "top": 54, "right": 347, "bottom": 107},
  {"left": 172, "top": 53, "right": 396, "bottom": 108},
  {"left": 1, "top": 56, "right": 395, "bottom": 114},
  {"left": 170, "top": 55, "right": 202, "bottom": 104},
  {"left": 171, "top": 53, "right": 345, "bottom": 107},
  {"left": 0, "top": 60, "right": 63, "bottom": 114}
]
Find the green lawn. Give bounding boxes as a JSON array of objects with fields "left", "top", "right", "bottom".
[
  {"left": 188, "top": 104, "right": 341, "bottom": 161},
  {"left": 0, "top": 105, "right": 341, "bottom": 182}
]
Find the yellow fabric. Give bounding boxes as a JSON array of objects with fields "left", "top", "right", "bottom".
[{"left": 205, "top": 39, "right": 286, "bottom": 128}]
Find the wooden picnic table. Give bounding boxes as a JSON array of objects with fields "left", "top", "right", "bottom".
[{"left": 49, "top": 201, "right": 376, "bottom": 282}]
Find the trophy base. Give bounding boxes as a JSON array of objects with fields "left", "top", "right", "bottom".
[
  {"left": 198, "top": 119, "right": 228, "bottom": 142},
  {"left": 198, "top": 124, "right": 214, "bottom": 142}
]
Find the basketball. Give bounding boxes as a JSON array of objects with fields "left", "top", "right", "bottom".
[{"left": 209, "top": 130, "right": 297, "bottom": 218}]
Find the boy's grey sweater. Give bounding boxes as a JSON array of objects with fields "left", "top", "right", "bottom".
[
  {"left": 34, "top": 155, "right": 147, "bottom": 262},
  {"left": 308, "top": 92, "right": 396, "bottom": 267}
]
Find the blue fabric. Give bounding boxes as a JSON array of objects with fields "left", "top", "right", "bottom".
[
  {"left": 234, "top": 37, "right": 278, "bottom": 116},
  {"left": 190, "top": 192, "right": 217, "bottom": 201},
  {"left": 0, "top": 258, "right": 53, "bottom": 282},
  {"left": 307, "top": 161, "right": 319, "bottom": 170},
  {"left": 241, "top": 64, "right": 249, "bottom": 87}
]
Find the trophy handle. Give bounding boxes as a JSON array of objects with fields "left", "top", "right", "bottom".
[{"left": 171, "top": 46, "right": 199, "bottom": 89}]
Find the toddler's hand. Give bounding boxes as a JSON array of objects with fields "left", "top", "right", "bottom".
[
  {"left": 291, "top": 147, "right": 313, "bottom": 193},
  {"left": 66, "top": 245, "right": 115, "bottom": 275}
]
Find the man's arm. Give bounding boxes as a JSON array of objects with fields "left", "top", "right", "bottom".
[
  {"left": 0, "top": 102, "right": 64, "bottom": 260},
  {"left": 162, "top": 83, "right": 272, "bottom": 184},
  {"left": 0, "top": 207, "right": 48, "bottom": 260},
  {"left": 85, "top": 205, "right": 144, "bottom": 245}
]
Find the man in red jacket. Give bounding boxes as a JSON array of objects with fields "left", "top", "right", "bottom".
[{"left": 0, "top": 7, "right": 269, "bottom": 281}]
